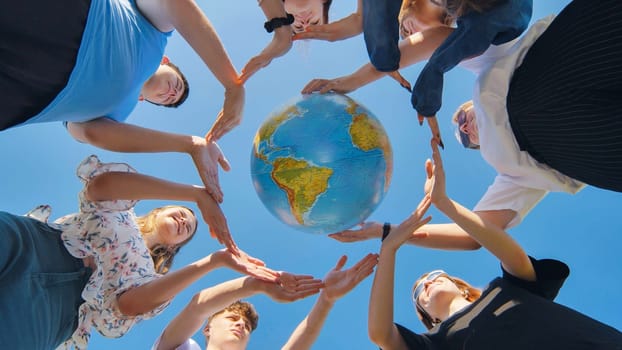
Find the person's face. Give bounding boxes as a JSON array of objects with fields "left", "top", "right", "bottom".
[
  {"left": 458, "top": 108, "right": 479, "bottom": 146},
  {"left": 204, "top": 310, "right": 252, "bottom": 349},
  {"left": 400, "top": 0, "right": 447, "bottom": 38},
  {"left": 417, "top": 275, "right": 462, "bottom": 319},
  {"left": 154, "top": 207, "right": 196, "bottom": 246},
  {"left": 140, "top": 65, "right": 185, "bottom": 106},
  {"left": 284, "top": 0, "right": 325, "bottom": 33}
]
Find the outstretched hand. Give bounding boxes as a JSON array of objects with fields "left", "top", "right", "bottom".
[
  {"left": 321, "top": 254, "right": 378, "bottom": 303},
  {"left": 382, "top": 195, "right": 432, "bottom": 252},
  {"left": 206, "top": 83, "right": 245, "bottom": 142},
  {"left": 292, "top": 12, "right": 362, "bottom": 42},
  {"left": 301, "top": 75, "right": 361, "bottom": 95},
  {"left": 190, "top": 138, "right": 230, "bottom": 203},
  {"left": 195, "top": 194, "right": 238, "bottom": 254},
  {"left": 241, "top": 27, "right": 292, "bottom": 83},
  {"left": 262, "top": 273, "right": 324, "bottom": 303},
  {"left": 328, "top": 222, "right": 382, "bottom": 243},
  {"left": 216, "top": 248, "right": 279, "bottom": 282}
]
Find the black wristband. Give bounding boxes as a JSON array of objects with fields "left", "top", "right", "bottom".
[
  {"left": 381, "top": 222, "right": 391, "bottom": 241},
  {"left": 264, "top": 13, "right": 294, "bottom": 33}
]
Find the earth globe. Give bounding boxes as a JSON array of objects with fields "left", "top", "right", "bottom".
[{"left": 250, "top": 93, "right": 393, "bottom": 234}]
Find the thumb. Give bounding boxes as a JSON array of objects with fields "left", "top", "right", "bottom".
[
  {"left": 219, "top": 154, "right": 231, "bottom": 172},
  {"left": 425, "top": 159, "right": 434, "bottom": 179}
]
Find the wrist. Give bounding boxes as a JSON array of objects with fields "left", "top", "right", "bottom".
[
  {"left": 264, "top": 13, "right": 294, "bottom": 33},
  {"left": 318, "top": 291, "right": 337, "bottom": 306}
]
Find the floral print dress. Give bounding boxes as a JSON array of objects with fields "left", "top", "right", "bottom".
[{"left": 46, "top": 155, "right": 170, "bottom": 349}]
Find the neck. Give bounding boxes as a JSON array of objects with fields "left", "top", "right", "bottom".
[
  {"left": 447, "top": 296, "right": 472, "bottom": 318},
  {"left": 141, "top": 230, "right": 158, "bottom": 250}
]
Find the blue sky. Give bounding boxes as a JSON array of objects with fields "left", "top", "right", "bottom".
[{"left": 1, "top": 0, "right": 620, "bottom": 348}]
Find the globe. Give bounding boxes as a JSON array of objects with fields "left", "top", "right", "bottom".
[{"left": 250, "top": 93, "right": 393, "bottom": 234}]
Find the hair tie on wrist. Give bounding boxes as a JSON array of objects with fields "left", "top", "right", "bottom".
[
  {"left": 264, "top": 13, "right": 294, "bottom": 33},
  {"left": 381, "top": 222, "right": 391, "bottom": 241}
]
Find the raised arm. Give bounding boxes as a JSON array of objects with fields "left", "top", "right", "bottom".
[
  {"left": 368, "top": 197, "right": 431, "bottom": 350},
  {"left": 84, "top": 167, "right": 236, "bottom": 252},
  {"left": 282, "top": 254, "right": 378, "bottom": 350},
  {"left": 425, "top": 141, "right": 535, "bottom": 281},
  {"left": 136, "top": 0, "right": 244, "bottom": 141},
  {"left": 68, "top": 118, "right": 229, "bottom": 203},
  {"left": 240, "top": 0, "right": 293, "bottom": 82},
  {"left": 301, "top": 26, "right": 452, "bottom": 95},
  {"left": 118, "top": 249, "right": 281, "bottom": 318}
]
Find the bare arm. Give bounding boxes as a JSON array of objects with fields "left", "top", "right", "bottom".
[
  {"left": 330, "top": 207, "right": 517, "bottom": 251},
  {"left": 301, "top": 26, "right": 453, "bottom": 94},
  {"left": 118, "top": 250, "right": 281, "bottom": 317},
  {"left": 368, "top": 197, "right": 431, "bottom": 350},
  {"left": 426, "top": 142, "right": 535, "bottom": 281},
  {"left": 85, "top": 171, "right": 237, "bottom": 252},
  {"left": 282, "top": 254, "right": 378, "bottom": 350},
  {"left": 157, "top": 274, "right": 323, "bottom": 350},
  {"left": 68, "top": 118, "right": 230, "bottom": 203},
  {"left": 292, "top": 0, "right": 363, "bottom": 42}
]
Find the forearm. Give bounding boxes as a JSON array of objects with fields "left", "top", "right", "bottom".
[
  {"left": 85, "top": 172, "right": 202, "bottom": 203},
  {"left": 258, "top": 0, "right": 288, "bottom": 18},
  {"left": 368, "top": 246, "right": 399, "bottom": 347},
  {"left": 158, "top": 277, "right": 262, "bottom": 350},
  {"left": 68, "top": 118, "right": 196, "bottom": 154},
  {"left": 435, "top": 197, "right": 533, "bottom": 279},
  {"left": 163, "top": 0, "right": 239, "bottom": 89},
  {"left": 398, "top": 26, "right": 453, "bottom": 68},
  {"left": 118, "top": 253, "right": 224, "bottom": 316},
  {"left": 281, "top": 294, "right": 335, "bottom": 350},
  {"left": 406, "top": 223, "right": 481, "bottom": 250}
]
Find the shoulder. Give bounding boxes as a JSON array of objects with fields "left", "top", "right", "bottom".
[{"left": 501, "top": 257, "right": 569, "bottom": 300}]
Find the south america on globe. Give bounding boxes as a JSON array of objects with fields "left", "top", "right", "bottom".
[{"left": 250, "top": 93, "right": 393, "bottom": 234}]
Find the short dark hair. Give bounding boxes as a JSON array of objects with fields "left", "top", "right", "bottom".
[
  {"left": 323, "top": 0, "right": 333, "bottom": 24},
  {"left": 148, "top": 61, "right": 190, "bottom": 108}
]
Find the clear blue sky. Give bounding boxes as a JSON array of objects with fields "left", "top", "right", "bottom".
[{"left": 1, "top": 1, "right": 620, "bottom": 348}]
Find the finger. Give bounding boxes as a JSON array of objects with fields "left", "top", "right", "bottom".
[
  {"left": 319, "top": 83, "right": 336, "bottom": 94},
  {"left": 417, "top": 114, "right": 425, "bottom": 126},
  {"left": 388, "top": 71, "right": 411, "bottom": 92},
  {"left": 218, "top": 154, "right": 231, "bottom": 172},
  {"left": 351, "top": 253, "right": 376, "bottom": 270},
  {"left": 427, "top": 117, "right": 444, "bottom": 149},
  {"left": 301, "top": 79, "right": 326, "bottom": 94},
  {"left": 425, "top": 158, "right": 433, "bottom": 179},
  {"left": 333, "top": 255, "right": 347, "bottom": 271},
  {"left": 411, "top": 231, "right": 429, "bottom": 239}
]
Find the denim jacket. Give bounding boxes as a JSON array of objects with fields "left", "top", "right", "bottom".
[{"left": 362, "top": 0, "right": 533, "bottom": 116}]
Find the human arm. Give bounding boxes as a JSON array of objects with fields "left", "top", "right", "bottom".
[
  {"left": 84, "top": 169, "right": 236, "bottom": 252},
  {"left": 292, "top": 0, "right": 363, "bottom": 42},
  {"left": 425, "top": 141, "right": 535, "bottom": 281},
  {"left": 155, "top": 275, "right": 322, "bottom": 350},
  {"left": 301, "top": 26, "right": 452, "bottom": 94},
  {"left": 281, "top": 254, "right": 378, "bottom": 350},
  {"left": 118, "top": 249, "right": 281, "bottom": 317},
  {"left": 67, "top": 118, "right": 229, "bottom": 203},
  {"left": 368, "top": 196, "right": 431, "bottom": 350},
  {"left": 240, "top": 0, "right": 293, "bottom": 82},
  {"left": 135, "top": 0, "right": 244, "bottom": 142}
]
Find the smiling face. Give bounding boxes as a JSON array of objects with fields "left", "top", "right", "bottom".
[
  {"left": 399, "top": 0, "right": 449, "bottom": 39},
  {"left": 154, "top": 206, "right": 197, "bottom": 247},
  {"left": 140, "top": 64, "right": 185, "bottom": 106},
  {"left": 284, "top": 0, "right": 326, "bottom": 33}
]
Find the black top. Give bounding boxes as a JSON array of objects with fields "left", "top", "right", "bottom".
[{"left": 391, "top": 258, "right": 622, "bottom": 349}]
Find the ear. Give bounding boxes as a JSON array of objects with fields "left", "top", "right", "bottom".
[
  {"left": 161, "top": 55, "right": 170, "bottom": 65},
  {"left": 202, "top": 324, "right": 210, "bottom": 339},
  {"left": 138, "top": 94, "right": 144, "bottom": 101}
]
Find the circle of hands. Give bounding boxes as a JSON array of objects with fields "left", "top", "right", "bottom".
[{"left": 220, "top": 247, "right": 379, "bottom": 303}]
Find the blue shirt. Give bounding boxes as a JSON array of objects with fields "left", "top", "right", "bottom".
[
  {"left": 362, "top": 0, "right": 532, "bottom": 116},
  {"left": 26, "top": 0, "right": 171, "bottom": 126}
]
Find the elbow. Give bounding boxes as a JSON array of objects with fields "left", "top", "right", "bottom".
[
  {"left": 464, "top": 238, "right": 482, "bottom": 251},
  {"left": 368, "top": 322, "right": 392, "bottom": 348},
  {"left": 117, "top": 295, "right": 141, "bottom": 317},
  {"left": 84, "top": 173, "right": 113, "bottom": 202}
]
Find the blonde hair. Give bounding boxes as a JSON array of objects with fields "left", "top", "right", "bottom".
[
  {"left": 398, "top": 0, "right": 453, "bottom": 38},
  {"left": 451, "top": 100, "right": 474, "bottom": 125},
  {"left": 412, "top": 272, "right": 482, "bottom": 329},
  {"left": 136, "top": 205, "right": 198, "bottom": 274}
]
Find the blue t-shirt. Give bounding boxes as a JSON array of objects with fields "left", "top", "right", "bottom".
[
  {"left": 362, "top": 0, "right": 532, "bottom": 116},
  {"left": 25, "top": 0, "right": 171, "bottom": 125}
]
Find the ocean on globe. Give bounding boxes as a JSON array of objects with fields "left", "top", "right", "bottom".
[{"left": 250, "top": 93, "right": 393, "bottom": 234}]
